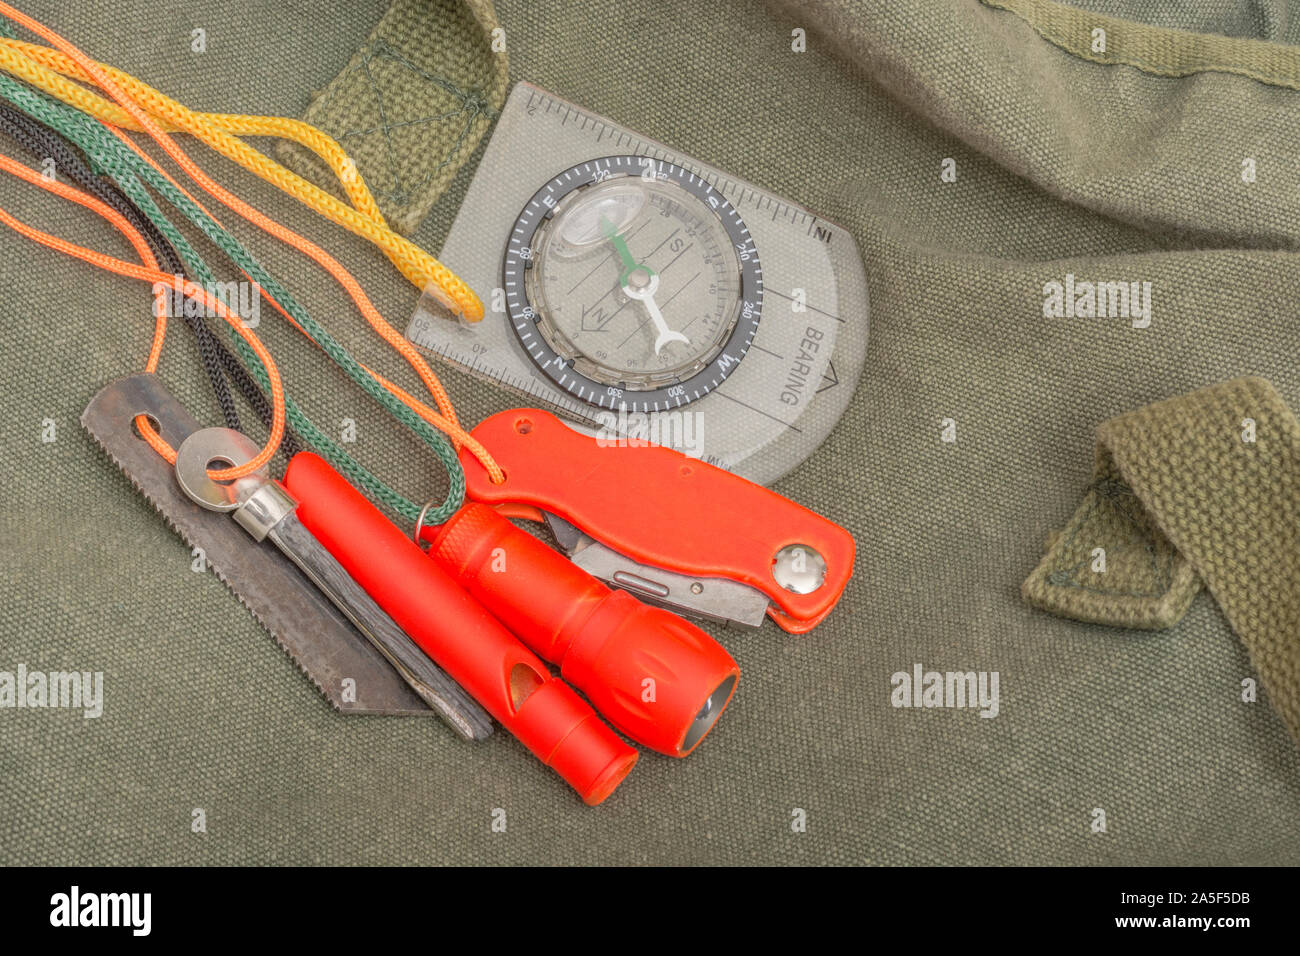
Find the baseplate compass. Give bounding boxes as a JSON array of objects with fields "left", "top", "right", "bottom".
[
  {"left": 407, "top": 82, "right": 869, "bottom": 485},
  {"left": 506, "top": 154, "right": 762, "bottom": 411}
]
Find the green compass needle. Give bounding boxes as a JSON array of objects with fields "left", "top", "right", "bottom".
[
  {"left": 600, "top": 214, "right": 655, "bottom": 286},
  {"left": 598, "top": 214, "right": 687, "bottom": 354}
]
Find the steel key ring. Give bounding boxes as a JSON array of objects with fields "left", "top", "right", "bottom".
[{"left": 412, "top": 498, "right": 439, "bottom": 550}]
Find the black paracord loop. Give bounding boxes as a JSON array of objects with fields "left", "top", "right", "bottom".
[{"left": 0, "top": 102, "right": 300, "bottom": 458}]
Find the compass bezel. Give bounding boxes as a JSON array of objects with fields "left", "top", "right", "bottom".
[{"left": 502, "top": 155, "right": 763, "bottom": 413}]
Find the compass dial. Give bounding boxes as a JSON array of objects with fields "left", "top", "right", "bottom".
[{"left": 503, "top": 156, "right": 762, "bottom": 412}]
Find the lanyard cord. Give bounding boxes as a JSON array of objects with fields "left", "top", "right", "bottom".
[
  {"left": 0, "top": 36, "right": 482, "bottom": 320},
  {"left": 0, "top": 100, "right": 302, "bottom": 457},
  {"left": 0, "top": 151, "right": 288, "bottom": 477},
  {"left": 0, "top": 3, "right": 511, "bottom": 520},
  {"left": 0, "top": 73, "right": 467, "bottom": 523},
  {"left": 0, "top": 5, "right": 479, "bottom": 451},
  {"left": 0, "top": 100, "right": 231, "bottom": 429}
]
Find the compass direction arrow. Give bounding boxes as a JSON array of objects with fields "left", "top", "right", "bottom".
[
  {"left": 817, "top": 360, "right": 839, "bottom": 394},
  {"left": 580, "top": 304, "right": 610, "bottom": 332}
]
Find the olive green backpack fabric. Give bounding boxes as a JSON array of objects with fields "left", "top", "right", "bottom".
[
  {"left": 1022, "top": 376, "right": 1300, "bottom": 745},
  {"left": 275, "top": 0, "right": 509, "bottom": 235},
  {"left": 2, "top": 0, "right": 1298, "bottom": 865}
]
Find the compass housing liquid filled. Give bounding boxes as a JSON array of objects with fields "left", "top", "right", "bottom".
[{"left": 503, "top": 156, "right": 763, "bottom": 412}]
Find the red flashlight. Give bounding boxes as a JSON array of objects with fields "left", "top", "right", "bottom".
[
  {"left": 282, "top": 452, "right": 637, "bottom": 805},
  {"left": 425, "top": 503, "right": 739, "bottom": 758}
]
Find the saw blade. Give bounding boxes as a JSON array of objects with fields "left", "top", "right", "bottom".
[{"left": 81, "top": 373, "right": 438, "bottom": 716}]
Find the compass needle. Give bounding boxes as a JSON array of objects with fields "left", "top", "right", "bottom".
[
  {"left": 508, "top": 155, "right": 757, "bottom": 407},
  {"left": 623, "top": 274, "right": 690, "bottom": 355},
  {"left": 600, "top": 213, "right": 647, "bottom": 287}
]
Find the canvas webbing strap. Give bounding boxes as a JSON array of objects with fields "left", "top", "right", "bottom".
[
  {"left": 1024, "top": 377, "right": 1300, "bottom": 743},
  {"left": 277, "top": 0, "right": 508, "bottom": 235},
  {"left": 982, "top": 0, "right": 1300, "bottom": 90}
]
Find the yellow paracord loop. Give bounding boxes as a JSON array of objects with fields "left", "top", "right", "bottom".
[{"left": 0, "top": 37, "right": 483, "bottom": 320}]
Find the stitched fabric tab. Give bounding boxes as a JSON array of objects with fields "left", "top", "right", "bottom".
[
  {"left": 1025, "top": 377, "right": 1300, "bottom": 744},
  {"left": 1023, "top": 453, "right": 1201, "bottom": 630},
  {"left": 276, "top": 0, "right": 508, "bottom": 234},
  {"left": 982, "top": 0, "right": 1300, "bottom": 90}
]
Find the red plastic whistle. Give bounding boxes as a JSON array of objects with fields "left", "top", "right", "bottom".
[{"left": 283, "top": 452, "right": 637, "bottom": 805}]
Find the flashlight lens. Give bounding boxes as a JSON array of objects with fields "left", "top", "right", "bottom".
[{"left": 681, "top": 674, "right": 737, "bottom": 754}]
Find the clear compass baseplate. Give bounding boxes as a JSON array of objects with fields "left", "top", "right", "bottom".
[{"left": 408, "top": 81, "right": 869, "bottom": 486}]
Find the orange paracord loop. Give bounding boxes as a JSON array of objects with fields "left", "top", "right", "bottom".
[
  {"left": 0, "top": 2, "right": 505, "bottom": 485},
  {"left": 0, "top": 151, "right": 285, "bottom": 480}
]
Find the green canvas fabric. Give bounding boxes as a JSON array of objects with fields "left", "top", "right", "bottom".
[
  {"left": 1022, "top": 452, "right": 1203, "bottom": 631},
  {"left": 2, "top": 0, "right": 1300, "bottom": 865},
  {"left": 986, "top": 0, "right": 1300, "bottom": 86},
  {"left": 275, "top": 0, "right": 508, "bottom": 235},
  {"left": 1023, "top": 377, "right": 1300, "bottom": 747}
]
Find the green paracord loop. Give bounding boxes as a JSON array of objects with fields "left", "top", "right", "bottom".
[{"left": 0, "top": 74, "right": 462, "bottom": 525}]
